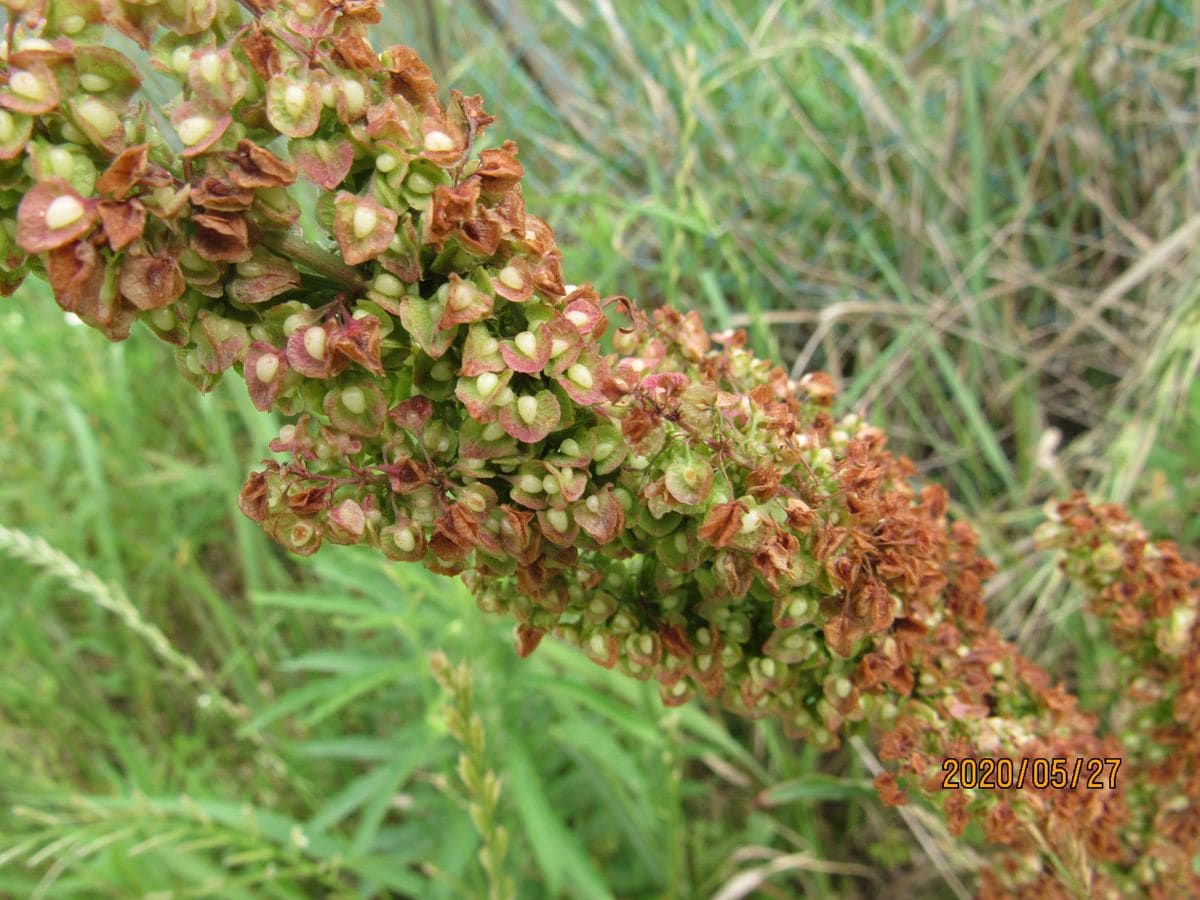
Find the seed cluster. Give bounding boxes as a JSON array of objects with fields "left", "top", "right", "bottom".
[{"left": 3, "top": 2, "right": 1198, "bottom": 897}]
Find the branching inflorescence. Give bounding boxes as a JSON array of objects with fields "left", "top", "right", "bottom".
[{"left": 1, "top": 0, "right": 1196, "bottom": 896}]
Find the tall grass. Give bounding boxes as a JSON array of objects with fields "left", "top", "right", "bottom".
[{"left": 1, "top": 1, "right": 1197, "bottom": 896}]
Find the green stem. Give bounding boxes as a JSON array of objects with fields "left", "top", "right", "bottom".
[{"left": 262, "top": 232, "right": 366, "bottom": 294}]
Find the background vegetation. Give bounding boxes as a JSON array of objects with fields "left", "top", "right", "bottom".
[{"left": 2, "top": 0, "right": 1198, "bottom": 896}]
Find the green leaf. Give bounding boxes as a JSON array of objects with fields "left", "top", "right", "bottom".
[
  {"left": 310, "top": 748, "right": 423, "bottom": 834},
  {"left": 505, "top": 739, "right": 613, "bottom": 900},
  {"left": 756, "top": 774, "right": 876, "bottom": 807}
]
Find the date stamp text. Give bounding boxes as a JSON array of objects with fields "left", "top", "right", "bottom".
[{"left": 940, "top": 757, "right": 1121, "bottom": 791}]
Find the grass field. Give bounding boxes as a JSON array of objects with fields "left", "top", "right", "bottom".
[{"left": 2, "top": 1, "right": 1199, "bottom": 896}]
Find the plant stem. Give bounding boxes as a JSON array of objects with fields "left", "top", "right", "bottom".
[{"left": 262, "top": 232, "right": 366, "bottom": 294}]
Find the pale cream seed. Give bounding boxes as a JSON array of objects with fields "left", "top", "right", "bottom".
[
  {"left": 585, "top": 495, "right": 601, "bottom": 514},
  {"left": 542, "top": 475, "right": 559, "bottom": 495},
  {"left": 77, "top": 98, "right": 118, "bottom": 137},
  {"left": 516, "top": 394, "right": 538, "bottom": 425},
  {"left": 254, "top": 354, "right": 280, "bottom": 384},
  {"left": 302, "top": 325, "right": 326, "bottom": 360},
  {"left": 210, "top": 319, "right": 242, "bottom": 343},
  {"left": 171, "top": 47, "right": 193, "bottom": 75},
  {"left": 9, "top": 71, "right": 43, "bottom": 100},
  {"left": 0, "top": 111, "right": 13, "bottom": 143},
  {"left": 448, "top": 281, "right": 476, "bottom": 310},
  {"left": 834, "top": 678, "right": 852, "bottom": 699},
  {"left": 44, "top": 195, "right": 84, "bottom": 230},
  {"left": 372, "top": 272, "right": 403, "bottom": 297},
  {"left": 422, "top": 129, "right": 455, "bottom": 152},
  {"left": 559, "top": 438, "right": 580, "bottom": 457},
  {"left": 393, "top": 528, "right": 416, "bottom": 553},
  {"left": 497, "top": 266, "right": 523, "bottom": 290},
  {"left": 176, "top": 115, "right": 213, "bottom": 146},
  {"left": 565, "top": 310, "right": 591, "bottom": 329},
  {"left": 79, "top": 73, "right": 112, "bottom": 93},
  {"left": 282, "top": 313, "right": 308, "bottom": 336},
  {"left": 483, "top": 422, "right": 507, "bottom": 442},
  {"left": 550, "top": 338, "right": 570, "bottom": 357},
  {"left": 48, "top": 147, "right": 74, "bottom": 179},
  {"left": 352, "top": 205, "right": 378, "bottom": 239},
  {"left": 406, "top": 172, "right": 435, "bottom": 194},
  {"left": 340, "top": 79, "right": 366, "bottom": 116},
  {"left": 283, "top": 83, "right": 308, "bottom": 119},
  {"left": 476, "top": 372, "right": 499, "bottom": 396},
  {"left": 567, "top": 363, "right": 593, "bottom": 390},
  {"left": 236, "top": 259, "right": 267, "bottom": 278},
  {"left": 341, "top": 386, "right": 366, "bottom": 414},
  {"left": 198, "top": 52, "right": 221, "bottom": 84},
  {"left": 514, "top": 330, "right": 537, "bottom": 357},
  {"left": 60, "top": 14, "right": 87, "bottom": 34},
  {"left": 517, "top": 474, "right": 543, "bottom": 494},
  {"left": 150, "top": 308, "right": 175, "bottom": 331},
  {"left": 546, "top": 509, "right": 569, "bottom": 532},
  {"left": 375, "top": 152, "right": 397, "bottom": 173},
  {"left": 739, "top": 509, "right": 761, "bottom": 534},
  {"left": 593, "top": 441, "right": 613, "bottom": 461}
]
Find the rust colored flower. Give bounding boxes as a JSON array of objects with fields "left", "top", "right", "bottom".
[
  {"left": 229, "top": 141, "right": 297, "bottom": 189},
  {"left": 425, "top": 179, "right": 481, "bottom": 249},
  {"left": 382, "top": 45, "right": 438, "bottom": 103},
  {"left": 192, "top": 211, "right": 253, "bottom": 262},
  {"left": 97, "top": 199, "right": 147, "bottom": 251},
  {"left": 119, "top": 253, "right": 185, "bottom": 310},
  {"left": 476, "top": 141, "right": 524, "bottom": 197}
]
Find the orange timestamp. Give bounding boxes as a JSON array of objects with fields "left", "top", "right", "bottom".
[{"left": 940, "top": 756, "right": 1121, "bottom": 791}]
